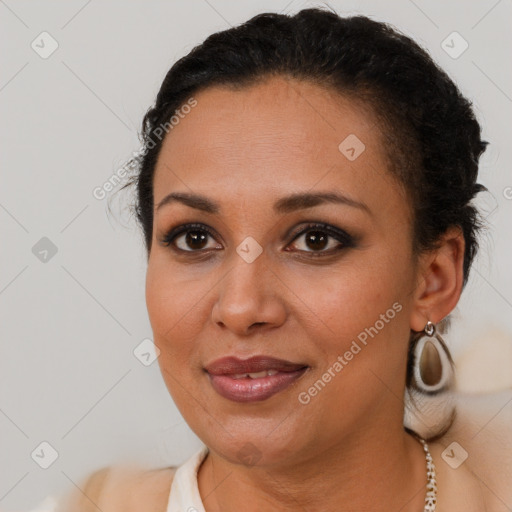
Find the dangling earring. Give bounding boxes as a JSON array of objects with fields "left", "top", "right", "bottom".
[
  {"left": 411, "top": 320, "right": 454, "bottom": 394},
  {"left": 403, "top": 320, "right": 456, "bottom": 439}
]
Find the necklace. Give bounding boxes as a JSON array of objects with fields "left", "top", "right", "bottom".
[{"left": 417, "top": 437, "right": 437, "bottom": 511}]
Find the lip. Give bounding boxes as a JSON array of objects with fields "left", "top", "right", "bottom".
[
  {"left": 204, "top": 355, "right": 308, "bottom": 375},
  {"left": 204, "top": 355, "right": 309, "bottom": 403}
]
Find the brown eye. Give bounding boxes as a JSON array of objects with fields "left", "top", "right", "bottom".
[
  {"left": 287, "top": 223, "right": 354, "bottom": 255},
  {"left": 303, "top": 230, "right": 329, "bottom": 251},
  {"left": 182, "top": 230, "right": 209, "bottom": 250},
  {"left": 161, "top": 223, "right": 221, "bottom": 252}
]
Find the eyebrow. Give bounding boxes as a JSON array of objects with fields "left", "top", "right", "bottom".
[{"left": 155, "top": 191, "right": 371, "bottom": 215}]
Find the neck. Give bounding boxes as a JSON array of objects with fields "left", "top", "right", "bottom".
[{"left": 197, "top": 426, "right": 429, "bottom": 512}]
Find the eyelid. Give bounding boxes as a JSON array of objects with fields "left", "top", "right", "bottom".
[{"left": 287, "top": 222, "right": 353, "bottom": 243}]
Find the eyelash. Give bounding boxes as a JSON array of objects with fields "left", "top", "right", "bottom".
[{"left": 160, "top": 222, "right": 355, "bottom": 257}]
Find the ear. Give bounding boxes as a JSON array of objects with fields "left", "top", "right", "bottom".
[{"left": 410, "top": 226, "right": 465, "bottom": 332}]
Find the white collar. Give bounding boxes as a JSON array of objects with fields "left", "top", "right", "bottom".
[{"left": 166, "top": 444, "right": 209, "bottom": 512}]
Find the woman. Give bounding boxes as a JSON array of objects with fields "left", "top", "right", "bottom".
[{"left": 55, "top": 7, "right": 511, "bottom": 512}]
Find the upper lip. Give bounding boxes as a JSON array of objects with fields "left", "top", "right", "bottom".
[{"left": 204, "top": 355, "right": 308, "bottom": 375}]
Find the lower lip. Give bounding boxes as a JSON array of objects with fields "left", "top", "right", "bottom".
[{"left": 207, "top": 368, "right": 308, "bottom": 403}]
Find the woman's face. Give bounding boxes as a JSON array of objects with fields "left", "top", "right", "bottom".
[{"left": 146, "top": 76, "right": 421, "bottom": 465}]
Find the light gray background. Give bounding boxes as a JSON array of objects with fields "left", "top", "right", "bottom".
[{"left": 1, "top": 0, "right": 511, "bottom": 509}]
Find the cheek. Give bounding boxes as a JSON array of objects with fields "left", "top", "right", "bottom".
[
  {"left": 145, "top": 259, "right": 210, "bottom": 411},
  {"left": 285, "top": 251, "right": 411, "bottom": 389},
  {"left": 287, "top": 254, "right": 405, "bottom": 338},
  {"left": 291, "top": 271, "right": 409, "bottom": 426},
  {"left": 145, "top": 258, "right": 206, "bottom": 361}
]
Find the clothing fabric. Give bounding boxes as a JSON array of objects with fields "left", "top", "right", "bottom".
[
  {"left": 22, "top": 446, "right": 209, "bottom": 512},
  {"left": 166, "top": 444, "right": 209, "bottom": 512}
]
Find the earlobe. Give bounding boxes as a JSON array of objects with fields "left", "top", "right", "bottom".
[{"left": 409, "top": 227, "right": 465, "bottom": 332}]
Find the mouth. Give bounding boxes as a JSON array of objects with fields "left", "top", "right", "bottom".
[{"left": 204, "top": 355, "right": 310, "bottom": 403}]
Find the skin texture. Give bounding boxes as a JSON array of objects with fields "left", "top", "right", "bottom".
[{"left": 145, "top": 75, "right": 465, "bottom": 511}]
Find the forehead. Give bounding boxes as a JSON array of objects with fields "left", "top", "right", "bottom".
[{"left": 153, "top": 76, "right": 400, "bottom": 211}]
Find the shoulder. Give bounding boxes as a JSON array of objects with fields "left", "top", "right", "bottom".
[
  {"left": 58, "top": 463, "right": 177, "bottom": 512},
  {"left": 432, "top": 389, "right": 512, "bottom": 511}
]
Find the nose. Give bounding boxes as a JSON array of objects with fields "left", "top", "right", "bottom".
[{"left": 211, "top": 253, "right": 287, "bottom": 336}]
